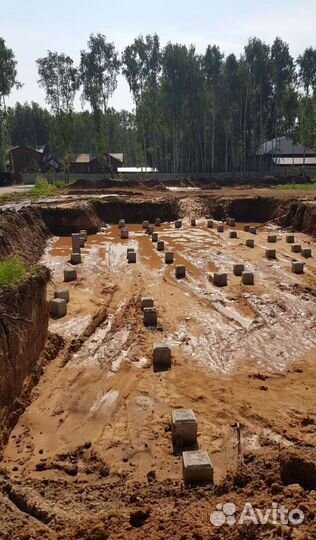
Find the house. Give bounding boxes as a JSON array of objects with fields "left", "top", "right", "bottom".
[
  {"left": 10, "top": 145, "right": 61, "bottom": 173},
  {"left": 69, "top": 153, "right": 124, "bottom": 175},
  {"left": 257, "top": 136, "right": 316, "bottom": 167},
  {"left": 69, "top": 154, "right": 100, "bottom": 174}
]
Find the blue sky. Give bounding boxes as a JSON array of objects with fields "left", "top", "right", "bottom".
[{"left": 2, "top": 0, "right": 316, "bottom": 111}]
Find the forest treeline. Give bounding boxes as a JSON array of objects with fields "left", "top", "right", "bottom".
[{"left": 1, "top": 34, "right": 316, "bottom": 173}]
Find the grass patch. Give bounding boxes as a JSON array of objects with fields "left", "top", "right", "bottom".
[
  {"left": 0, "top": 257, "right": 28, "bottom": 288},
  {"left": 276, "top": 182, "right": 316, "bottom": 191},
  {"left": 0, "top": 257, "right": 45, "bottom": 288},
  {"left": 29, "top": 176, "right": 57, "bottom": 197}
]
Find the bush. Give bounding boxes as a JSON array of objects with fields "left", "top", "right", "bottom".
[
  {"left": 0, "top": 257, "right": 28, "bottom": 287},
  {"left": 30, "top": 175, "right": 57, "bottom": 197}
]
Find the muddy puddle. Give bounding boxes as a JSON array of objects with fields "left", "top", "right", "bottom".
[{"left": 41, "top": 220, "right": 316, "bottom": 374}]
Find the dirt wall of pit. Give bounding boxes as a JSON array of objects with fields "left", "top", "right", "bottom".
[{"left": 0, "top": 269, "right": 50, "bottom": 451}]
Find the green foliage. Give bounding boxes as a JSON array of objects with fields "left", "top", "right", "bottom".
[
  {"left": 276, "top": 182, "right": 316, "bottom": 190},
  {"left": 0, "top": 257, "right": 27, "bottom": 287},
  {"left": 30, "top": 175, "right": 57, "bottom": 196}
]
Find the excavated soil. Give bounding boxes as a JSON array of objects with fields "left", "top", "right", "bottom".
[{"left": 0, "top": 190, "right": 315, "bottom": 539}]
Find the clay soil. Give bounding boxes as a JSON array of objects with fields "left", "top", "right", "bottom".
[{"left": 0, "top": 188, "right": 316, "bottom": 540}]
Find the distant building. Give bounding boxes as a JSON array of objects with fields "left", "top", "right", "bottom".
[
  {"left": 69, "top": 152, "right": 124, "bottom": 175},
  {"left": 69, "top": 154, "right": 99, "bottom": 174},
  {"left": 118, "top": 167, "right": 158, "bottom": 173},
  {"left": 10, "top": 145, "right": 61, "bottom": 173},
  {"left": 257, "top": 136, "right": 316, "bottom": 167}
]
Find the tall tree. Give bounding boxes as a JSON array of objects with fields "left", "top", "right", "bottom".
[
  {"left": 122, "top": 34, "right": 161, "bottom": 166},
  {"left": 80, "top": 33, "right": 120, "bottom": 158},
  {"left": 202, "top": 45, "right": 224, "bottom": 173},
  {"left": 37, "top": 51, "right": 79, "bottom": 157},
  {"left": 297, "top": 47, "right": 316, "bottom": 97},
  {"left": 0, "top": 37, "right": 21, "bottom": 171}
]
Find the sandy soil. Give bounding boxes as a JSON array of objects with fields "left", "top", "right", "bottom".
[{"left": 1, "top": 216, "right": 316, "bottom": 539}]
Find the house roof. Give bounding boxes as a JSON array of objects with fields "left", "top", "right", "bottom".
[
  {"left": 257, "top": 136, "right": 315, "bottom": 156},
  {"left": 107, "top": 152, "right": 124, "bottom": 163},
  {"left": 73, "top": 154, "right": 96, "bottom": 164}
]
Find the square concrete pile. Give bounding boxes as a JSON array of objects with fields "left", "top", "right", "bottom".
[
  {"left": 241, "top": 271, "right": 254, "bottom": 285},
  {"left": 71, "top": 233, "right": 81, "bottom": 253},
  {"left": 302, "top": 248, "right": 312, "bottom": 258},
  {"left": 141, "top": 297, "right": 154, "bottom": 309},
  {"left": 246, "top": 239, "right": 254, "bottom": 248},
  {"left": 121, "top": 228, "right": 129, "bottom": 239},
  {"left": 143, "top": 307, "right": 157, "bottom": 326},
  {"left": 182, "top": 450, "right": 214, "bottom": 486},
  {"left": 233, "top": 263, "right": 245, "bottom": 276},
  {"left": 118, "top": 219, "right": 125, "bottom": 228},
  {"left": 127, "top": 251, "right": 136, "bottom": 263},
  {"left": 191, "top": 219, "right": 196, "bottom": 226},
  {"left": 286, "top": 235, "right": 295, "bottom": 244},
  {"left": 267, "top": 234, "right": 277, "bottom": 243},
  {"left": 207, "top": 220, "right": 213, "bottom": 228},
  {"left": 172, "top": 409, "right": 197, "bottom": 448},
  {"left": 266, "top": 249, "right": 276, "bottom": 260},
  {"left": 292, "top": 261, "right": 304, "bottom": 274},
  {"left": 175, "top": 265, "right": 186, "bottom": 278},
  {"left": 229, "top": 231, "right": 238, "bottom": 239},
  {"left": 155, "top": 218, "right": 161, "bottom": 226},
  {"left": 217, "top": 224, "right": 224, "bottom": 233},
  {"left": 175, "top": 220, "right": 182, "bottom": 229},
  {"left": 249, "top": 227, "right": 257, "bottom": 234},
  {"left": 152, "top": 232, "right": 158, "bottom": 242},
  {"left": 50, "top": 298, "right": 67, "bottom": 318},
  {"left": 71, "top": 253, "right": 81, "bottom": 265},
  {"left": 153, "top": 343, "right": 171, "bottom": 371},
  {"left": 291, "top": 245, "right": 301, "bottom": 253},
  {"left": 165, "top": 252, "right": 174, "bottom": 264},
  {"left": 143, "top": 220, "right": 149, "bottom": 229},
  {"left": 244, "top": 225, "right": 250, "bottom": 232},
  {"left": 213, "top": 272, "right": 227, "bottom": 287},
  {"left": 54, "top": 290, "right": 70, "bottom": 303},
  {"left": 64, "top": 268, "right": 77, "bottom": 282},
  {"left": 157, "top": 240, "right": 165, "bottom": 251}
]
